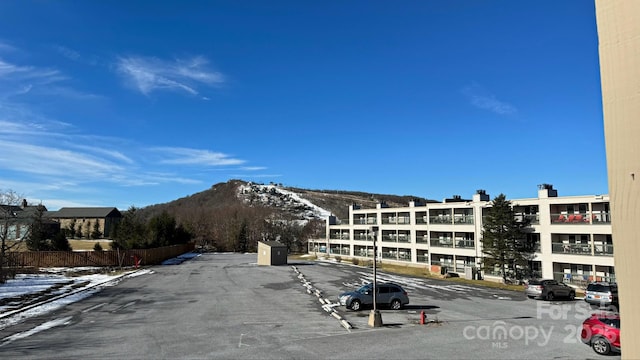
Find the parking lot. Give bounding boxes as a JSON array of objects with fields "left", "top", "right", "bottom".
[{"left": 0, "top": 253, "right": 620, "bottom": 359}]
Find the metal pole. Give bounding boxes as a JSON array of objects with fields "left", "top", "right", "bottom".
[
  {"left": 372, "top": 228, "right": 377, "bottom": 311},
  {"left": 368, "top": 226, "right": 382, "bottom": 327}
]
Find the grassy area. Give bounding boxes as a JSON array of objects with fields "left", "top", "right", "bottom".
[
  {"left": 6, "top": 239, "right": 113, "bottom": 251},
  {"left": 68, "top": 239, "right": 112, "bottom": 251}
]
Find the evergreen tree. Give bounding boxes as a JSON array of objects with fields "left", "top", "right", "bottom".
[
  {"left": 481, "top": 194, "right": 534, "bottom": 283},
  {"left": 111, "top": 206, "right": 146, "bottom": 249},
  {"left": 91, "top": 221, "right": 102, "bottom": 239},
  {"left": 67, "top": 219, "right": 77, "bottom": 238},
  {"left": 93, "top": 242, "right": 103, "bottom": 252},
  {"left": 50, "top": 231, "right": 72, "bottom": 251},
  {"left": 26, "top": 204, "right": 51, "bottom": 251}
]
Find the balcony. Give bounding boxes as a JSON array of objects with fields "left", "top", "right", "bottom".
[
  {"left": 381, "top": 251, "right": 411, "bottom": 262},
  {"left": 453, "top": 215, "right": 474, "bottom": 225},
  {"left": 594, "top": 244, "right": 614, "bottom": 256},
  {"left": 455, "top": 240, "right": 475, "bottom": 249},
  {"left": 429, "top": 216, "right": 452, "bottom": 224},
  {"left": 430, "top": 239, "right": 453, "bottom": 248},
  {"left": 329, "top": 234, "right": 349, "bottom": 240},
  {"left": 554, "top": 272, "right": 616, "bottom": 288},
  {"left": 353, "top": 234, "right": 372, "bottom": 241},
  {"left": 551, "top": 213, "right": 590, "bottom": 224},
  {"left": 416, "top": 236, "right": 429, "bottom": 244},
  {"left": 416, "top": 216, "right": 428, "bottom": 224},
  {"left": 355, "top": 217, "right": 378, "bottom": 225},
  {"left": 416, "top": 254, "right": 429, "bottom": 263},
  {"left": 591, "top": 212, "right": 612, "bottom": 224},
  {"left": 515, "top": 214, "right": 539, "bottom": 225},
  {"left": 381, "top": 217, "right": 411, "bottom": 225},
  {"left": 552, "top": 243, "right": 592, "bottom": 255}
]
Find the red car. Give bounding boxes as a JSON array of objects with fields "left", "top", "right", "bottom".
[{"left": 580, "top": 312, "right": 621, "bottom": 355}]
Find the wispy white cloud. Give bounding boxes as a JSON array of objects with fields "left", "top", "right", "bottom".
[
  {"left": 240, "top": 166, "right": 267, "bottom": 171},
  {"left": 0, "top": 58, "right": 66, "bottom": 83},
  {"left": 54, "top": 45, "right": 81, "bottom": 61},
  {"left": 0, "top": 41, "right": 17, "bottom": 53},
  {"left": 153, "top": 147, "right": 245, "bottom": 166},
  {"left": 461, "top": 83, "right": 517, "bottom": 115},
  {"left": 0, "top": 140, "right": 125, "bottom": 178},
  {"left": 116, "top": 55, "right": 224, "bottom": 96}
]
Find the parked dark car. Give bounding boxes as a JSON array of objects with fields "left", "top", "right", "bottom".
[
  {"left": 339, "top": 282, "right": 409, "bottom": 311},
  {"left": 581, "top": 312, "right": 621, "bottom": 355},
  {"left": 585, "top": 282, "right": 618, "bottom": 309},
  {"left": 525, "top": 279, "right": 575, "bottom": 300}
]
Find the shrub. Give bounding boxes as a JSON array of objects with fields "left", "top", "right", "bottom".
[
  {"left": 352, "top": 258, "right": 359, "bottom": 266},
  {"left": 93, "top": 242, "right": 103, "bottom": 252},
  {"left": 335, "top": 256, "right": 342, "bottom": 263}
]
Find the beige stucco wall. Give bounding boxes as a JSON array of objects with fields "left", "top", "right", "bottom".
[{"left": 596, "top": 1, "right": 640, "bottom": 358}]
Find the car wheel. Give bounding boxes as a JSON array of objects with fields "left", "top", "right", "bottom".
[
  {"left": 591, "top": 336, "right": 611, "bottom": 355},
  {"left": 350, "top": 299, "right": 362, "bottom": 311},
  {"left": 568, "top": 291, "right": 575, "bottom": 300},
  {"left": 546, "top": 292, "right": 554, "bottom": 301},
  {"left": 390, "top": 299, "right": 402, "bottom": 310},
  {"left": 527, "top": 295, "right": 534, "bottom": 299}
]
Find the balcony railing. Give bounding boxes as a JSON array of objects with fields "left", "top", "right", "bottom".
[
  {"left": 551, "top": 213, "right": 590, "bottom": 224},
  {"left": 594, "top": 244, "right": 614, "bottom": 256},
  {"left": 381, "top": 252, "right": 411, "bottom": 261},
  {"left": 329, "top": 234, "right": 349, "bottom": 240},
  {"left": 515, "top": 214, "right": 540, "bottom": 225},
  {"left": 591, "top": 212, "right": 612, "bottom": 224},
  {"left": 429, "top": 216, "right": 452, "bottom": 224},
  {"left": 381, "top": 234, "right": 410, "bottom": 243},
  {"left": 430, "top": 260, "right": 454, "bottom": 268},
  {"left": 382, "top": 217, "right": 411, "bottom": 224},
  {"left": 416, "top": 254, "right": 429, "bottom": 263},
  {"left": 430, "top": 239, "right": 453, "bottom": 248},
  {"left": 416, "top": 236, "right": 429, "bottom": 244},
  {"left": 554, "top": 272, "right": 616, "bottom": 288},
  {"left": 453, "top": 215, "right": 474, "bottom": 225},
  {"left": 353, "top": 234, "right": 372, "bottom": 241},
  {"left": 455, "top": 240, "right": 475, "bottom": 248},
  {"left": 355, "top": 218, "right": 378, "bottom": 225},
  {"left": 416, "top": 216, "right": 428, "bottom": 224},
  {"left": 552, "top": 243, "right": 592, "bottom": 255}
]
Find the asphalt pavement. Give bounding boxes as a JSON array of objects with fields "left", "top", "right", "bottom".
[{"left": 0, "top": 253, "right": 620, "bottom": 359}]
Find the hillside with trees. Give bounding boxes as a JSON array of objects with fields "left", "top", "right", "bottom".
[{"left": 135, "top": 179, "right": 432, "bottom": 254}]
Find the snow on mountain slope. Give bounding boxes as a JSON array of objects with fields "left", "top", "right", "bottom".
[{"left": 237, "top": 182, "right": 332, "bottom": 220}]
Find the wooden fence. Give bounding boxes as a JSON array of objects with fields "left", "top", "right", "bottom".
[{"left": 9, "top": 243, "right": 195, "bottom": 268}]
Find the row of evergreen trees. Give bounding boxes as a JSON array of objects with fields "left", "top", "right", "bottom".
[{"left": 110, "top": 207, "right": 192, "bottom": 249}]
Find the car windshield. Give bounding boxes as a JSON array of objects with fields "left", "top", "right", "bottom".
[
  {"left": 588, "top": 284, "right": 610, "bottom": 292},
  {"left": 356, "top": 284, "right": 372, "bottom": 294}
]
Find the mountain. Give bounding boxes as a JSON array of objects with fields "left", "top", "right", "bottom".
[
  {"left": 139, "top": 179, "right": 433, "bottom": 221},
  {"left": 133, "top": 179, "right": 433, "bottom": 252}
]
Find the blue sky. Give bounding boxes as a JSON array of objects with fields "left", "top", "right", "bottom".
[{"left": 0, "top": 1, "right": 606, "bottom": 210}]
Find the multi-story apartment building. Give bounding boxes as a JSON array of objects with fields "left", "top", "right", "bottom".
[{"left": 309, "top": 184, "right": 614, "bottom": 286}]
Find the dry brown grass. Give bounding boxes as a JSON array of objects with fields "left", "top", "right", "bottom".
[
  {"left": 6, "top": 239, "right": 113, "bottom": 252},
  {"left": 68, "top": 239, "right": 112, "bottom": 251}
]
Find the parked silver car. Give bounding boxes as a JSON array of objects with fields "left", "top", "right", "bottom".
[
  {"left": 585, "top": 282, "right": 618, "bottom": 308},
  {"left": 339, "top": 282, "right": 409, "bottom": 311},
  {"left": 525, "top": 279, "right": 575, "bottom": 300}
]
